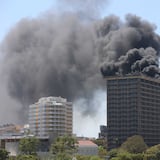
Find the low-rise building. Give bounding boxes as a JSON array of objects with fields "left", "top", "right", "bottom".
[
  {"left": 0, "top": 134, "right": 49, "bottom": 156},
  {"left": 77, "top": 140, "right": 98, "bottom": 155}
]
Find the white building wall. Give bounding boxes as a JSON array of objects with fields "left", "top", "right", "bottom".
[
  {"left": 29, "top": 97, "right": 73, "bottom": 137},
  {"left": 78, "top": 146, "right": 98, "bottom": 155},
  {"left": 5, "top": 141, "right": 19, "bottom": 156}
]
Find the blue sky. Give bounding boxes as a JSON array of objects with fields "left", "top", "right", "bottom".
[
  {"left": 0, "top": 0, "right": 56, "bottom": 42},
  {"left": 1, "top": 0, "right": 160, "bottom": 43},
  {"left": 105, "top": 0, "right": 160, "bottom": 31}
]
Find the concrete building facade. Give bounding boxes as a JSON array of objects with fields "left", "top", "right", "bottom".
[
  {"left": 99, "top": 125, "right": 107, "bottom": 139},
  {"left": 29, "top": 97, "right": 73, "bottom": 137},
  {"left": 106, "top": 75, "right": 160, "bottom": 149},
  {"left": 0, "top": 134, "right": 49, "bottom": 156},
  {"left": 77, "top": 140, "right": 98, "bottom": 155}
]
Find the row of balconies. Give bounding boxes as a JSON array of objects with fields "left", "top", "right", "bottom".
[
  {"left": 140, "top": 81, "right": 160, "bottom": 88},
  {"left": 140, "top": 91, "right": 160, "bottom": 99},
  {"left": 28, "top": 115, "right": 66, "bottom": 120},
  {"left": 29, "top": 113, "right": 67, "bottom": 117},
  {"left": 29, "top": 116, "right": 66, "bottom": 120},
  {"left": 29, "top": 119, "right": 71, "bottom": 124},
  {"left": 29, "top": 122, "right": 66, "bottom": 125},
  {"left": 30, "top": 126, "right": 67, "bottom": 130},
  {"left": 29, "top": 109, "right": 70, "bottom": 114},
  {"left": 140, "top": 86, "right": 160, "bottom": 94},
  {"left": 29, "top": 111, "right": 66, "bottom": 115}
]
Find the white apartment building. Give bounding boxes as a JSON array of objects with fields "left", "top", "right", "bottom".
[{"left": 29, "top": 96, "right": 72, "bottom": 137}]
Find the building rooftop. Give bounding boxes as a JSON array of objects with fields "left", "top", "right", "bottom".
[
  {"left": 38, "top": 96, "right": 67, "bottom": 103},
  {"left": 30, "top": 96, "right": 72, "bottom": 106},
  {"left": 0, "top": 134, "right": 49, "bottom": 140},
  {"left": 78, "top": 140, "right": 97, "bottom": 147},
  {"left": 105, "top": 74, "right": 160, "bottom": 84}
]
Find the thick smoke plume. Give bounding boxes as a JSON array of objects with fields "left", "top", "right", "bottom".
[
  {"left": 1, "top": 13, "right": 103, "bottom": 117},
  {"left": 100, "top": 14, "right": 160, "bottom": 78},
  {"left": 1, "top": 2, "right": 160, "bottom": 128}
]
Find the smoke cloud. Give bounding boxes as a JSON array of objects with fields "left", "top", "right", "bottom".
[
  {"left": 1, "top": 13, "right": 104, "bottom": 120},
  {"left": 100, "top": 14, "right": 160, "bottom": 78}
]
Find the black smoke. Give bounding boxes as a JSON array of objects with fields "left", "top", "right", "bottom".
[{"left": 100, "top": 14, "right": 160, "bottom": 78}]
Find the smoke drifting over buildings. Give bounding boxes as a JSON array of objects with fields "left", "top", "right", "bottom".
[
  {"left": 1, "top": 0, "right": 109, "bottom": 124},
  {"left": 0, "top": 1, "right": 160, "bottom": 135},
  {"left": 2, "top": 14, "right": 103, "bottom": 109},
  {"left": 100, "top": 14, "right": 160, "bottom": 78}
]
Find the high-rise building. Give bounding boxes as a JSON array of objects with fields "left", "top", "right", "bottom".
[
  {"left": 99, "top": 125, "right": 107, "bottom": 139},
  {"left": 29, "top": 96, "right": 72, "bottom": 137},
  {"left": 106, "top": 75, "right": 160, "bottom": 149}
]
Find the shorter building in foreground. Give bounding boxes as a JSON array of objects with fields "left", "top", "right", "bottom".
[
  {"left": 0, "top": 124, "right": 22, "bottom": 135},
  {"left": 77, "top": 140, "right": 98, "bottom": 156},
  {"left": 0, "top": 132, "right": 98, "bottom": 156},
  {"left": 0, "top": 124, "right": 48, "bottom": 156},
  {"left": 29, "top": 96, "right": 73, "bottom": 138},
  {"left": 0, "top": 134, "right": 49, "bottom": 156}
]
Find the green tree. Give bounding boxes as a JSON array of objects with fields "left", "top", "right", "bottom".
[
  {"left": 90, "top": 156, "right": 103, "bottom": 160},
  {"left": 110, "top": 158, "right": 120, "bottom": 160},
  {"left": 117, "top": 152, "right": 132, "bottom": 160},
  {"left": 110, "top": 152, "right": 144, "bottom": 160},
  {"left": 120, "top": 135, "right": 147, "bottom": 153},
  {"left": 107, "top": 148, "right": 119, "bottom": 159},
  {"left": 143, "top": 154, "right": 156, "bottom": 160},
  {"left": 130, "top": 153, "right": 144, "bottom": 160},
  {"left": 145, "top": 144, "right": 160, "bottom": 160},
  {"left": 0, "top": 148, "right": 9, "bottom": 160},
  {"left": 50, "top": 135, "right": 78, "bottom": 160},
  {"left": 98, "top": 146, "right": 107, "bottom": 158},
  {"left": 76, "top": 155, "right": 91, "bottom": 160},
  {"left": 19, "top": 136, "right": 39, "bottom": 155},
  {"left": 145, "top": 144, "right": 160, "bottom": 155},
  {"left": 93, "top": 138, "right": 107, "bottom": 149},
  {"left": 76, "top": 155, "right": 102, "bottom": 160},
  {"left": 155, "top": 151, "right": 160, "bottom": 160},
  {"left": 16, "top": 155, "right": 39, "bottom": 160}
]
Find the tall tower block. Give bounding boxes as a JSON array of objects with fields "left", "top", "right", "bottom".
[{"left": 106, "top": 75, "right": 160, "bottom": 149}]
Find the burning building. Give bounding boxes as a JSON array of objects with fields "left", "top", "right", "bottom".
[
  {"left": 99, "top": 15, "right": 160, "bottom": 150},
  {"left": 106, "top": 75, "right": 160, "bottom": 149}
]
